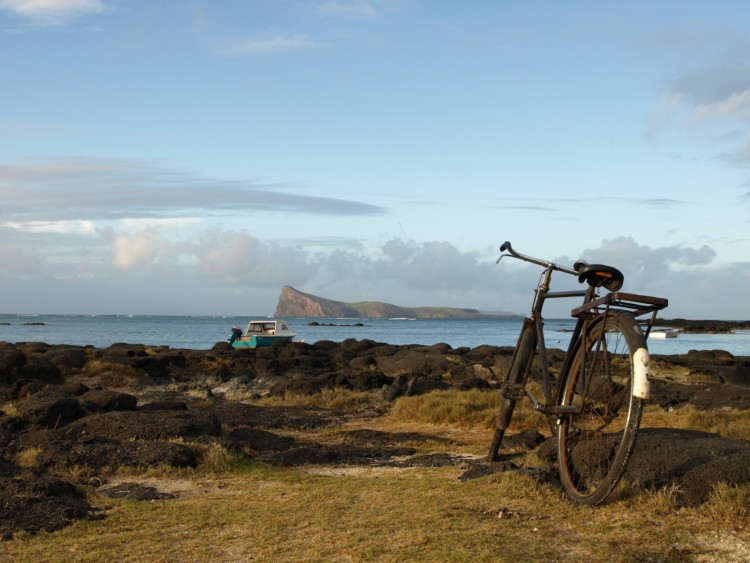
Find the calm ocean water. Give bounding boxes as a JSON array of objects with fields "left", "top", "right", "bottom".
[{"left": 1, "top": 314, "right": 749, "bottom": 356}]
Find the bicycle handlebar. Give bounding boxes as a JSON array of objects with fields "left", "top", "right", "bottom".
[{"left": 498, "top": 241, "right": 580, "bottom": 276}]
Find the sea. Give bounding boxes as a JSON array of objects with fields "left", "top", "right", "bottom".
[{"left": 1, "top": 314, "right": 749, "bottom": 356}]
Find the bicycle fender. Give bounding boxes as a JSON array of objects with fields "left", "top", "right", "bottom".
[{"left": 633, "top": 348, "right": 651, "bottom": 400}]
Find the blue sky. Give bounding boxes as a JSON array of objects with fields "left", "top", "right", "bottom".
[{"left": 1, "top": 1, "right": 749, "bottom": 318}]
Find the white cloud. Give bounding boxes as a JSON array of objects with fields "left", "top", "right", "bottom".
[
  {"left": 219, "top": 33, "right": 317, "bottom": 56},
  {"left": 316, "top": 0, "right": 377, "bottom": 18},
  {"left": 691, "top": 89, "right": 750, "bottom": 124},
  {"left": 120, "top": 217, "right": 201, "bottom": 231},
  {"left": 106, "top": 225, "right": 202, "bottom": 274},
  {"left": 377, "top": 239, "right": 489, "bottom": 291},
  {"left": 0, "top": 0, "right": 105, "bottom": 25},
  {"left": 2, "top": 219, "right": 97, "bottom": 235},
  {"left": 0, "top": 156, "right": 385, "bottom": 222},
  {"left": 195, "top": 229, "right": 318, "bottom": 287},
  {"left": 111, "top": 229, "right": 159, "bottom": 271}
]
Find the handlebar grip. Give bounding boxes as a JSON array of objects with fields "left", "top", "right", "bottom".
[{"left": 499, "top": 241, "right": 512, "bottom": 252}]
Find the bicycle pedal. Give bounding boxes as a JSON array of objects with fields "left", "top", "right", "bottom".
[{"left": 502, "top": 383, "right": 526, "bottom": 401}]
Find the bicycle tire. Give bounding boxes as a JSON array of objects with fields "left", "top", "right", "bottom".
[
  {"left": 557, "top": 310, "right": 647, "bottom": 505},
  {"left": 487, "top": 323, "right": 536, "bottom": 461}
]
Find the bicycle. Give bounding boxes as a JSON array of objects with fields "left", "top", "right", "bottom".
[{"left": 487, "top": 241, "right": 668, "bottom": 505}]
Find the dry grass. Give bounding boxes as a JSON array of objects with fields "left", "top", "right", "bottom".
[
  {"left": 3, "top": 387, "right": 750, "bottom": 562},
  {"left": 651, "top": 363, "right": 715, "bottom": 384},
  {"left": 1, "top": 402, "right": 19, "bottom": 416},
  {"left": 15, "top": 447, "right": 42, "bottom": 469},
  {"left": 698, "top": 482, "right": 750, "bottom": 521},
  {"left": 6, "top": 455, "right": 750, "bottom": 561},
  {"left": 390, "top": 383, "right": 548, "bottom": 433},
  {"left": 641, "top": 403, "right": 750, "bottom": 440},
  {"left": 81, "top": 359, "right": 143, "bottom": 386},
  {"left": 390, "top": 388, "right": 498, "bottom": 427},
  {"left": 52, "top": 464, "right": 104, "bottom": 484},
  {"left": 255, "top": 387, "right": 387, "bottom": 412},
  {"left": 181, "top": 441, "right": 245, "bottom": 474}
]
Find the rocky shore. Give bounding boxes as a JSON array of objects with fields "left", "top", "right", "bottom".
[
  {"left": 656, "top": 318, "right": 750, "bottom": 334},
  {"left": 2, "top": 338, "right": 750, "bottom": 538}
]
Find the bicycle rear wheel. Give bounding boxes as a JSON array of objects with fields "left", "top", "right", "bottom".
[{"left": 557, "top": 310, "right": 647, "bottom": 505}]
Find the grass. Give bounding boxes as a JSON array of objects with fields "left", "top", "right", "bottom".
[
  {"left": 81, "top": 359, "right": 144, "bottom": 385},
  {"left": 390, "top": 383, "right": 549, "bottom": 432},
  {"left": 255, "top": 387, "right": 388, "bottom": 412},
  {"left": 390, "top": 388, "right": 498, "bottom": 427},
  {"left": 6, "top": 457, "right": 750, "bottom": 561},
  {"left": 15, "top": 447, "right": 42, "bottom": 469},
  {"left": 699, "top": 482, "right": 750, "bottom": 521},
  {"left": 1, "top": 402, "right": 19, "bottom": 416},
  {"left": 4, "top": 387, "right": 750, "bottom": 562},
  {"left": 641, "top": 403, "right": 750, "bottom": 441}
]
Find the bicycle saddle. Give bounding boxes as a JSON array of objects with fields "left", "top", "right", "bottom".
[{"left": 577, "top": 264, "right": 624, "bottom": 292}]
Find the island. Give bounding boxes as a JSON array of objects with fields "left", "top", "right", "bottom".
[{"left": 274, "top": 286, "right": 517, "bottom": 319}]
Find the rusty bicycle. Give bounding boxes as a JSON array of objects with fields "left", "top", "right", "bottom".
[{"left": 487, "top": 241, "right": 668, "bottom": 504}]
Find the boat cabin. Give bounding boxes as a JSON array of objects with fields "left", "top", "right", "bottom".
[{"left": 245, "top": 320, "right": 292, "bottom": 336}]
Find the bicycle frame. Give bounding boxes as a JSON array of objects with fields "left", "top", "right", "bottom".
[{"left": 497, "top": 242, "right": 665, "bottom": 415}]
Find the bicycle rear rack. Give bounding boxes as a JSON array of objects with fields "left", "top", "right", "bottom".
[
  {"left": 571, "top": 291, "right": 668, "bottom": 319},
  {"left": 571, "top": 291, "right": 669, "bottom": 337}
]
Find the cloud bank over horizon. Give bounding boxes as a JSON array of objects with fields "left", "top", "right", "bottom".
[{"left": 0, "top": 192, "right": 744, "bottom": 319}]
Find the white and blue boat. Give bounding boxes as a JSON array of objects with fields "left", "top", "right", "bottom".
[{"left": 228, "top": 320, "right": 297, "bottom": 348}]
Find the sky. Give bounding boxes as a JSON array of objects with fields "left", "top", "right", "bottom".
[{"left": 1, "top": 1, "right": 749, "bottom": 319}]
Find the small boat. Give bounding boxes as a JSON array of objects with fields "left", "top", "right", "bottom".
[
  {"left": 649, "top": 328, "right": 679, "bottom": 339},
  {"left": 228, "top": 320, "right": 297, "bottom": 348}
]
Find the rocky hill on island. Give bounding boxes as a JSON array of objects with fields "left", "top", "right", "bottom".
[{"left": 274, "top": 286, "right": 515, "bottom": 319}]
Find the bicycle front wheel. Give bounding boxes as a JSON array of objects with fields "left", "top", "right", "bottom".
[{"left": 557, "top": 311, "right": 647, "bottom": 505}]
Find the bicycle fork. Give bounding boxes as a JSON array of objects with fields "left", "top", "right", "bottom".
[{"left": 487, "top": 318, "right": 537, "bottom": 461}]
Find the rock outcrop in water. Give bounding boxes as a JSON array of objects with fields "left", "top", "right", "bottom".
[
  {"left": 657, "top": 318, "right": 750, "bottom": 334},
  {"left": 274, "top": 286, "right": 513, "bottom": 318}
]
